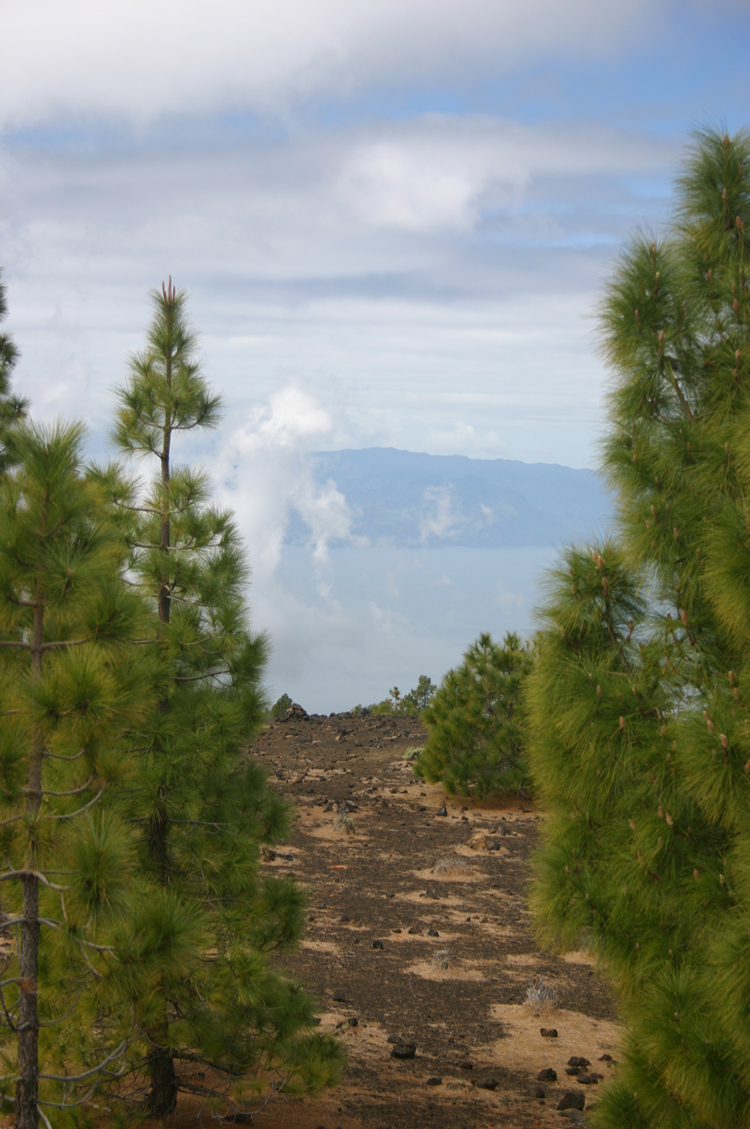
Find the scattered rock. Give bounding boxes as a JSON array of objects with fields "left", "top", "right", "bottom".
[
  {"left": 332, "top": 991, "right": 347, "bottom": 1003},
  {"left": 427, "top": 927, "right": 440, "bottom": 937},
  {"left": 436, "top": 804, "right": 448, "bottom": 817},
  {"left": 484, "top": 837, "right": 502, "bottom": 851},
  {"left": 467, "top": 831, "right": 486, "bottom": 850},
  {"left": 386, "top": 1035, "right": 403, "bottom": 1044},
  {"left": 577, "top": 1073, "right": 598, "bottom": 1085},
  {"left": 533, "top": 1086, "right": 546, "bottom": 1099},
  {"left": 426, "top": 1076, "right": 442, "bottom": 1086},
  {"left": 537, "top": 1068, "right": 557, "bottom": 1082},
  {"left": 284, "top": 703, "right": 308, "bottom": 720},
  {"left": 323, "top": 803, "right": 335, "bottom": 812},
  {"left": 373, "top": 940, "right": 384, "bottom": 950},
  {"left": 540, "top": 1028, "right": 558, "bottom": 1038},
  {"left": 561, "top": 1112, "right": 587, "bottom": 1124},
  {"left": 408, "top": 925, "right": 422, "bottom": 935},
  {"left": 347, "top": 1017, "right": 358, "bottom": 1027},
  {"left": 565, "top": 1067, "right": 581, "bottom": 1076},
  {"left": 568, "top": 1057, "right": 590, "bottom": 1067},
  {"left": 344, "top": 800, "right": 358, "bottom": 812},
  {"left": 557, "top": 1091, "right": 585, "bottom": 1111},
  {"left": 598, "top": 1053, "right": 613, "bottom": 1062},
  {"left": 459, "top": 1061, "right": 473, "bottom": 1070},
  {"left": 475, "top": 1077, "right": 498, "bottom": 1090},
  {"left": 391, "top": 1043, "right": 417, "bottom": 1059}
]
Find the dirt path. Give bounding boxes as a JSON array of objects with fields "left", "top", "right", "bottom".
[{"left": 254, "top": 711, "right": 622, "bottom": 1129}]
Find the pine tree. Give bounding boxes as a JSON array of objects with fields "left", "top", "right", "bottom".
[
  {"left": 415, "top": 632, "right": 532, "bottom": 797},
  {"left": 527, "top": 128, "right": 750, "bottom": 1128},
  {"left": 103, "top": 280, "right": 341, "bottom": 1118},
  {"left": 0, "top": 271, "right": 28, "bottom": 471},
  {"left": 0, "top": 421, "right": 149, "bottom": 1129}
]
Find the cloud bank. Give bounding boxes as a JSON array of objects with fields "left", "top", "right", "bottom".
[{"left": 0, "top": 0, "right": 683, "bottom": 131}]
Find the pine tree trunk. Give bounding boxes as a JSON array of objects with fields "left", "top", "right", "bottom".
[
  {"left": 145, "top": 1002, "right": 177, "bottom": 1116},
  {"left": 16, "top": 596, "right": 45, "bottom": 1129},
  {"left": 15, "top": 875, "right": 39, "bottom": 1129}
]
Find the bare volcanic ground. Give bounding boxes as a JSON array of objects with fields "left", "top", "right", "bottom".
[{"left": 247, "top": 711, "right": 623, "bottom": 1129}]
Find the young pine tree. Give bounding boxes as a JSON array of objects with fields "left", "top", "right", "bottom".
[
  {"left": 527, "top": 128, "right": 750, "bottom": 1128},
  {"left": 104, "top": 280, "right": 341, "bottom": 1118},
  {"left": 0, "top": 422, "right": 150, "bottom": 1129},
  {"left": 415, "top": 632, "right": 532, "bottom": 797}
]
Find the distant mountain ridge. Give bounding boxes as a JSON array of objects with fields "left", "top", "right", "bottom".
[{"left": 285, "top": 447, "right": 613, "bottom": 549}]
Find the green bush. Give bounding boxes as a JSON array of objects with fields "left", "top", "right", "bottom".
[
  {"left": 414, "top": 632, "right": 532, "bottom": 797},
  {"left": 271, "top": 692, "right": 293, "bottom": 720}
]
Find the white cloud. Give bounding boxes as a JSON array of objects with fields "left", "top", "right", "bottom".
[
  {"left": 0, "top": 0, "right": 671, "bottom": 132},
  {"left": 427, "top": 422, "right": 507, "bottom": 459},
  {"left": 220, "top": 386, "right": 356, "bottom": 576},
  {"left": 420, "top": 485, "right": 460, "bottom": 542}
]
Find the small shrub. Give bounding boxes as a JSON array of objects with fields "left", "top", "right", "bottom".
[
  {"left": 432, "top": 948, "right": 452, "bottom": 970},
  {"left": 524, "top": 976, "right": 558, "bottom": 1017},
  {"left": 432, "top": 856, "right": 471, "bottom": 875},
  {"left": 334, "top": 814, "right": 355, "bottom": 834},
  {"left": 414, "top": 632, "right": 533, "bottom": 798},
  {"left": 270, "top": 692, "right": 293, "bottom": 720}
]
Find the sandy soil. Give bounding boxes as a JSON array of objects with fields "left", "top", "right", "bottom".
[{"left": 244, "top": 711, "right": 622, "bottom": 1129}]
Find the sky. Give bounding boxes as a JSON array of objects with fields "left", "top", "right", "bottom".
[{"left": 0, "top": 0, "right": 747, "bottom": 707}]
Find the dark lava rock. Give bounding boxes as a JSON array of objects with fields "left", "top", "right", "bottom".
[
  {"left": 540, "top": 1028, "right": 558, "bottom": 1038},
  {"left": 323, "top": 803, "right": 335, "bottom": 812},
  {"left": 426, "top": 1076, "right": 442, "bottom": 1086},
  {"left": 332, "top": 991, "right": 347, "bottom": 1003},
  {"left": 344, "top": 800, "right": 358, "bottom": 812},
  {"left": 408, "top": 925, "right": 422, "bottom": 935},
  {"left": 533, "top": 1086, "right": 545, "bottom": 1099},
  {"left": 387, "top": 1035, "right": 403, "bottom": 1044},
  {"left": 427, "top": 927, "right": 440, "bottom": 937},
  {"left": 565, "top": 1067, "right": 581, "bottom": 1076},
  {"left": 284, "top": 703, "right": 308, "bottom": 720},
  {"left": 557, "top": 1091, "right": 585, "bottom": 1112},
  {"left": 391, "top": 1043, "right": 417, "bottom": 1059},
  {"left": 484, "top": 837, "right": 502, "bottom": 851},
  {"left": 537, "top": 1068, "right": 557, "bottom": 1082},
  {"left": 459, "top": 1061, "right": 473, "bottom": 1070},
  {"left": 475, "top": 1078, "right": 498, "bottom": 1090},
  {"left": 599, "top": 1053, "right": 613, "bottom": 1062},
  {"left": 436, "top": 804, "right": 448, "bottom": 817},
  {"left": 372, "top": 940, "right": 384, "bottom": 950},
  {"left": 569, "top": 1056, "right": 590, "bottom": 1067},
  {"left": 347, "top": 1017, "right": 358, "bottom": 1027},
  {"left": 577, "top": 1073, "right": 598, "bottom": 1084}
]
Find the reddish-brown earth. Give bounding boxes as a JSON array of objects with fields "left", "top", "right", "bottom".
[{"left": 241, "top": 711, "right": 622, "bottom": 1129}]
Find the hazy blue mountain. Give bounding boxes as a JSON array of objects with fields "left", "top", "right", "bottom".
[{"left": 286, "top": 448, "right": 612, "bottom": 549}]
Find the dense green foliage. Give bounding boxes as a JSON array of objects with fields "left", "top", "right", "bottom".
[
  {"left": 414, "top": 632, "right": 532, "bottom": 797},
  {"left": 0, "top": 422, "right": 150, "bottom": 1129},
  {"left": 527, "top": 129, "right": 750, "bottom": 1129},
  {"left": 95, "top": 283, "right": 342, "bottom": 1117}
]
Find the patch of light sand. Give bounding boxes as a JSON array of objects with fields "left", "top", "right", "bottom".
[
  {"left": 489, "top": 1003, "right": 622, "bottom": 1077},
  {"left": 406, "top": 959, "right": 486, "bottom": 982}
]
